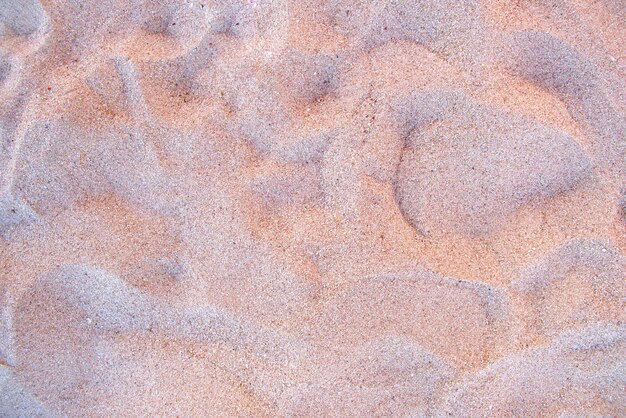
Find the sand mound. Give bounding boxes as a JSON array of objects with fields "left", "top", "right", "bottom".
[
  {"left": 442, "top": 322, "right": 626, "bottom": 416},
  {"left": 0, "top": 367, "right": 48, "bottom": 417},
  {"left": 394, "top": 89, "right": 592, "bottom": 236},
  {"left": 504, "top": 30, "right": 626, "bottom": 178},
  {"left": 315, "top": 267, "right": 515, "bottom": 370},
  {"left": 0, "top": 0, "right": 48, "bottom": 37},
  {"left": 512, "top": 239, "right": 626, "bottom": 342},
  {"left": 279, "top": 336, "right": 455, "bottom": 416}
]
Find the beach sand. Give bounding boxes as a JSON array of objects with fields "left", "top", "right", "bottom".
[{"left": 0, "top": 0, "right": 625, "bottom": 416}]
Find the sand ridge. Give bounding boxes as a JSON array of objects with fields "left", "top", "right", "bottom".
[{"left": 0, "top": 0, "right": 625, "bottom": 416}]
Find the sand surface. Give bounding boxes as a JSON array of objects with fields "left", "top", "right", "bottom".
[{"left": 0, "top": 0, "right": 625, "bottom": 416}]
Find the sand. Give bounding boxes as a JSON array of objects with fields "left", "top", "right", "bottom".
[{"left": 0, "top": 0, "right": 625, "bottom": 416}]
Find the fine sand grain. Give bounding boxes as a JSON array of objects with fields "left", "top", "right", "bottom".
[{"left": 0, "top": 0, "right": 625, "bottom": 416}]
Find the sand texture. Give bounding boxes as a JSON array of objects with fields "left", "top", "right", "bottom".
[{"left": 0, "top": 0, "right": 625, "bottom": 416}]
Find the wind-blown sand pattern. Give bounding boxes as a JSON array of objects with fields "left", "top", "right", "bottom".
[{"left": 0, "top": 0, "right": 624, "bottom": 416}]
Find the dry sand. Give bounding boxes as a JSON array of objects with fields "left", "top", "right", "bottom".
[{"left": 0, "top": 0, "right": 625, "bottom": 416}]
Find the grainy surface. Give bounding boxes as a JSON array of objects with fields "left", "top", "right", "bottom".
[{"left": 0, "top": 0, "right": 625, "bottom": 416}]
